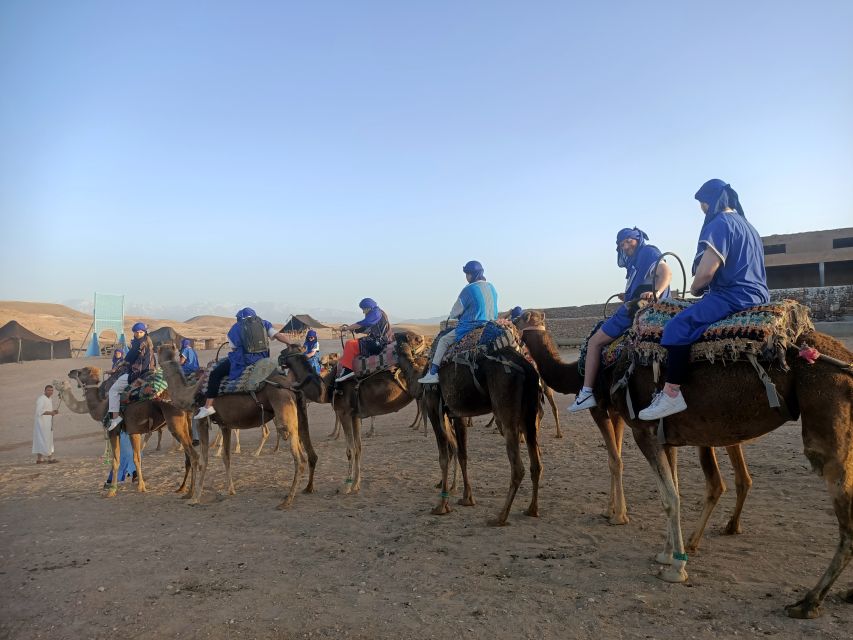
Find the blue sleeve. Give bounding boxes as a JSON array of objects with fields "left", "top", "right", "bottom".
[
  {"left": 353, "top": 308, "right": 382, "bottom": 330},
  {"left": 699, "top": 217, "right": 731, "bottom": 265},
  {"left": 180, "top": 348, "right": 190, "bottom": 359},
  {"left": 227, "top": 323, "right": 241, "bottom": 348}
]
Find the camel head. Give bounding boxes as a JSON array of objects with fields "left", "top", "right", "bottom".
[
  {"left": 158, "top": 344, "right": 179, "bottom": 365},
  {"left": 68, "top": 366, "right": 101, "bottom": 388},
  {"left": 515, "top": 309, "right": 546, "bottom": 332},
  {"left": 52, "top": 379, "right": 71, "bottom": 394},
  {"left": 394, "top": 331, "right": 426, "bottom": 356},
  {"left": 320, "top": 353, "right": 339, "bottom": 374}
]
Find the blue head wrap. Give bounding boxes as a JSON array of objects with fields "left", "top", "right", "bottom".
[
  {"left": 131, "top": 322, "right": 147, "bottom": 333},
  {"left": 236, "top": 307, "right": 257, "bottom": 320},
  {"left": 616, "top": 227, "right": 649, "bottom": 269},
  {"left": 358, "top": 298, "right": 377, "bottom": 310},
  {"left": 462, "top": 260, "right": 485, "bottom": 281},
  {"left": 510, "top": 306, "right": 523, "bottom": 320},
  {"left": 695, "top": 179, "right": 745, "bottom": 226},
  {"left": 305, "top": 330, "right": 317, "bottom": 340},
  {"left": 180, "top": 338, "right": 191, "bottom": 349},
  {"left": 111, "top": 348, "right": 124, "bottom": 368}
]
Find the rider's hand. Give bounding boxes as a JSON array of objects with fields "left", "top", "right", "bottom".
[
  {"left": 340, "top": 324, "right": 348, "bottom": 332},
  {"left": 640, "top": 291, "right": 655, "bottom": 300},
  {"left": 617, "top": 293, "right": 625, "bottom": 301}
]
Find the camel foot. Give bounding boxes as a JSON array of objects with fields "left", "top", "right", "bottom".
[
  {"left": 785, "top": 598, "right": 823, "bottom": 619},
  {"left": 657, "top": 565, "right": 688, "bottom": 583},
  {"left": 234, "top": 447, "right": 241, "bottom": 454},
  {"left": 174, "top": 486, "right": 188, "bottom": 494},
  {"left": 252, "top": 452, "right": 261, "bottom": 458},
  {"left": 457, "top": 496, "right": 475, "bottom": 507},
  {"left": 276, "top": 499, "right": 294, "bottom": 510},
  {"left": 608, "top": 513, "right": 629, "bottom": 526},
  {"left": 137, "top": 484, "right": 147, "bottom": 493},
  {"left": 228, "top": 486, "right": 236, "bottom": 496},
  {"left": 524, "top": 505, "right": 539, "bottom": 517},
  {"left": 104, "top": 489, "right": 117, "bottom": 498},
  {"left": 655, "top": 552, "right": 673, "bottom": 565},
  {"left": 554, "top": 432, "right": 564, "bottom": 439},
  {"left": 842, "top": 588, "right": 853, "bottom": 604},
  {"left": 431, "top": 503, "right": 452, "bottom": 516},
  {"left": 302, "top": 484, "right": 315, "bottom": 494},
  {"left": 685, "top": 542, "right": 699, "bottom": 555},
  {"left": 487, "top": 516, "right": 509, "bottom": 527},
  {"left": 722, "top": 519, "right": 743, "bottom": 535}
]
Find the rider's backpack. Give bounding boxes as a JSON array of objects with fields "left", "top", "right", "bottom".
[{"left": 239, "top": 316, "right": 270, "bottom": 354}]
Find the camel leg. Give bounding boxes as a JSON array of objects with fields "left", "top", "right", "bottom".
[
  {"left": 275, "top": 406, "right": 305, "bottom": 510},
  {"left": 233, "top": 429, "right": 241, "bottom": 454},
  {"left": 142, "top": 431, "right": 152, "bottom": 452},
  {"left": 350, "top": 415, "right": 364, "bottom": 493},
  {"left": 131, "top": 434, "right": 146, "bottom": 492},
  {"left": 327, "top": 415, "right": 342, "bottom": 440},
  {"left": 220, "top": 428, "right": 236, "bottom": 495},
  {"left": 365, "top": 416, "right": 376, "bottom": 438},
  {"left": 429, "top": 408, "right": 455, "bottom": 516},
  {"left": 105, "top": 432, "right": 121, "bottom": 498},
  {"left": 686, "top": 447, "right": 726, "bottom": 553},
  {"left": 523, "top": 406, "right": 543, "bottom": 518},
  {"left": 544, "top": 387, "right": 563, "bottom": 438},
  {"left": 189, "top": 419, "right": 209, "bottom": 505},
  {"left": 169, "top": 414, "right": 198, "bottom": 499},
  {"left": 489, "top": 419, "right": 525, "bottom": 527},
  {"left": 408, "top": 404, "right": 422, "bottom": 431},
  {"left": 632, "top": 429, "right": 688, "bottom": 582},
  {"left": 723, "top": 445, "right": 752, "bottom": 535},
  {"left": 176, "top": 451, "right": 191, "bottom": 495},
  {"left": 298, "top": 401, "right": 318, "bottom": 494},
  {"left": 156, "top": 428, "right": 163, "bottom": 451},
  {"left": 339, "top": 412, "right": 357, "bottom": 494},
  {"left": 590, "top": 408, "right": 628, "bottom": 525},
  {"left": 453, "top": 417, "right": 475, "bottom": 507},
  {"left": 213, "top": 428, "right": 223, "bottom": 457},
  {"left": 253, "top": 423, "right": 270, "bottom": 457},
  {"left": 484, "top": 415, "right": 497, "bottom": 432}
]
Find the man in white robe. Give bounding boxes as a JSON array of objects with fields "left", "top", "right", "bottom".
[{"left": 33, "top": 385, "right": 59, "bottom": 463}]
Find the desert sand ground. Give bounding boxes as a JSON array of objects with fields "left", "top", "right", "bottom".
[{"left": 1, "top": 339, "right": 852, "bottom": 640}]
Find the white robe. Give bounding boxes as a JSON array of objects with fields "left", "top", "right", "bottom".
[{"left": 32, "top": 394, "right": 54, "bottom": 456}]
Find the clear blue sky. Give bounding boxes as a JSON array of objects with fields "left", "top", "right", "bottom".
[{"left": 1, "top": 1, "right": 851, "bottom": 321}]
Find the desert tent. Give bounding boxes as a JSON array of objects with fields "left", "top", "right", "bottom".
[
  {"left": 148, "top": 326, "right": 185, "bottom": 349},
  {"left": 281, "top": 314, "right": 328, "bottom": 333},
  {"left": 0, "top": 321, "right": 72, "bottom": 363}
]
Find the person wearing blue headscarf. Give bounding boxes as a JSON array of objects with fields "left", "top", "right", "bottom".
[
  {"left": 303, "top": 329, "right": 321, "bottom": 374},
  {"left": 179, "top": 338, "right": 200, "bottom": 376},
  {"left": 336, "top": 299, "right": 394, "bottom": 381},
  {"left": 418, "top": 260, "right": 499, "bottom": 384},
  {"left": 638, "top": 180, "right": 769, "bottom": 420},
  {"left": 194, "top": 308, "right": 289, "bottom": 419},
  {"left": 107, "top": 322, "right": 155, "bottom": 431},
  {"left": 569, "top": 228, "right": 672, "bottom": 412},
  {"left": 104, "top": 430, "right": 138, "bottom": 488},
  {"left": 510, "top": 306, "right": 524, "bottom": 321}
]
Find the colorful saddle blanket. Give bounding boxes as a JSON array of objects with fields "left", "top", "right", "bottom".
[
  {"left": 350, "top": 343, "right": 399, "bottom": 378},
  {"left": 120, "top": 368, "right": 169, "bottom": 407},
  {"left": 436, "top": 319, "right": 521, "bottom": 365},
  {"left": 632, "top": 299, "right": 814, "bottom": 369},
  {"left": 577, "top": 320, "right": 632, "bottom": 377},
  {"left": 197, "top": 358, "right": 278, "bottom": 395}
]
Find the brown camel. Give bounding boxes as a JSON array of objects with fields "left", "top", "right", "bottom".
[
  {"left": 517, "top": 309, "right": 853, "bottom": 619},
  {"left": 279, "top": 332, "right": 428, "bottom": 494},
  {"left": 398, "top": 333, "right": 543, "bottom": 526},
  {"left": 59, "top": 368, "right": 197, "bottom": 498},
  {"left": 514, "top": 312, "right": 753, "bottom": 548},
  {"left": 157, "top": 346, "right": 317, "bottom": 509}
]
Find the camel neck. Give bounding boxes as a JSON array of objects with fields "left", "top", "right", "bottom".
[{"left": 522, "top": 331, "right": 583, "bottom": 394}]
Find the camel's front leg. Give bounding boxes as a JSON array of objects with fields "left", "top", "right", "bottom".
[
  {"left": 591, "top": 408, "right": 628, "bottom": 525},
  {"left": 543, "top": 386, "right": 563, "bottom": 438},
  {"left": 189, "top": 418, "right": 210, "bottom": 505},
  {"left": 276, "top": 410, "right": 305, "bottom": 510},
  {"left": 221, "top": 428, "right": 236, "bottom": 495},
  {"left": 349, "top": 415, "right": 364, "bottom": 492},
  {"left": 172, "top": 415, "right": 198, "bottom": 499},
  {"left": 428, "top": 407, "right": 455, "bottom": 516},
  {"left": 253, "top": 423, "right": 270, "bottom": 457},
  {"left": 233, "top": 429, "right": 241, "bottom": 454},
  {"left": 297, "top": 401, "right": 318, "bottom": 494},
  {"left": 337, "top": 411, "right": 357, "bottom": 494},
  {"left": 105, "top": 433, "right": 121, "bottom": 498},
  {"left": 490, "top": 420, "right": 525, "bottom": 526},
  {"left": 524, "top": 410, "right": 542, "bottom": 518},
  {"left": 686, "top": 447, "right": 726, "bottom": 552},
  {"left": 131, "top": 434, "right": 146, "bottom": 492},
  {"left": 723, "top": 445, "right": 751, "bottom": 535},
  {"left": 327, "top": 415, "right": 342, "bottom": 440},
  {"left": 453, "top": 417, "right": 475, "bottom": 507}
]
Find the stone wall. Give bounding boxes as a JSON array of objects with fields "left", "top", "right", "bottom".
[{"left": 768, "top": 285, "right": 853, "bottom": 321}]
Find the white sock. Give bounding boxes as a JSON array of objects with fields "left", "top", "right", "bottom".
[{"left": 581, "top": 386, "right": 593, "bottom": 394}]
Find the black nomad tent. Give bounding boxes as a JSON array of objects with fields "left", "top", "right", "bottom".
[
  {"left": 0, "top": 321, "right": 72, "bottom": 363},
  {"left": 281, "top": 314, "right": 328, "bottom": 333}
]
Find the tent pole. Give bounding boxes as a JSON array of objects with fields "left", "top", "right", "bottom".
[
  {"left": 17, "top": 338, "right": 22, "bottom": 363},
  {"left": 77, "top": 320, "right": 95, "bottom": 358}
]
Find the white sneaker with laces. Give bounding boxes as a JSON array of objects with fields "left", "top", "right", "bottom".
[
  {"left": 568, "top": 390, "right": 597, "bottom": 413},
  {"left": 194, "top": 406, "right": 216, "bottom": 420},
  {"left": 638, "top": 390, "right": 687, "bottom": 421},
  {"left": 107, "top": 416, "right": 123, "bottom": 431},
  {"left": 418, "top": 372, "right": 439, "bottom": 384}
]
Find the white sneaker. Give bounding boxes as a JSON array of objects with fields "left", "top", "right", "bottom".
[
  {"left": 638, "top": 390, "right": 687, "bottom": 421},
  {"left": 193, "top": 406, "right": 216, "bottom": 420},
  {"left": 568, "top": 390, "right": 596, "bottom": 413},
  {"left": 335, "top": 371, "right": 355, "bottom": 382},
  {"left": 107, "top": 416, "right": 123, "bottom": 431},
  {"left": 418, "top": 372, "right": 439, "bottom": 384}
]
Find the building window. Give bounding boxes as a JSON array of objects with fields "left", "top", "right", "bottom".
[
  {"left": 832, "top": 237, "right": 853, "bottom": 249},
  {"left": 764, "top": 243, "right": 786, "bottom": 255}
]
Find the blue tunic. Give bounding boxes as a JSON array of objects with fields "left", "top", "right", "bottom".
[
  {"left": 455, "top": 281, "right": 499, "bottom": 340},
  {"left": 106, "top": 431, "right": 137, "bottom": 484},
  {"left": 226, "top": 318, "right": 274, "bottom": 380},
  {"left": 662, "top": 212, "right": 769, "bottom": 346},
  {"left": 180, "top": 347, "right": 200, "bottom": 375}
]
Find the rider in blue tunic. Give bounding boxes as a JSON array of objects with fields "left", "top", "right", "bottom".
[
  {"left": 418, "top": 260, "right": 499, "bottom": 384},
  {"left": 569, "top": 227, "right": 672, "bottom": 412},
  {"left": 303, "top": 329, "right": 321, "bottom": 374},
  {"left": 638, "top": 179, "right": 770, "bottom": 420},
  {"left": 179, "top": 338, "right": 200, "bottom": 376}
]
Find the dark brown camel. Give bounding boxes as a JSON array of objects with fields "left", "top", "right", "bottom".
[
  {"left": 157, "top": 346, "right": 317, "bottom": 509},
  {"left": 279, "top": 332, "right": 428, "bottom": 494},
  {"left": 517, "top": 309, "right": 853, "bottom": 619},
  {"left": 515, "top": 314, "right": 753, "bottom": 548},
  {"left": 61, "top": 368, "right": 197, "bottom": 498},
  {"left": 398, "top": 335, "right": 543, "bottom": 527}
]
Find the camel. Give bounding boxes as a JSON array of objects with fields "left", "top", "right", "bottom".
[
  {"left": 279, "top": 331, "right": 428, "bottom": 494},
  {"left": 516, "top": 309, "right": 853, "bottom": 619},
  {"left": 397, "top": 331, "right": 543, "bottom": 526},
  {"left": 157, "top": 346, "right": 317, "bottom": 509},
  {"left": 57, "top": 368, "right": 197, "bottom": 498}
]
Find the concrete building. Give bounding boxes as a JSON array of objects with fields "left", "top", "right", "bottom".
[{"left": 762, "top": 227, "right": 853, "bottom": 289}]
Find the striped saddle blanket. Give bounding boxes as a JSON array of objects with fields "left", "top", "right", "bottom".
[
  {"left": 578, "top": 320, "right": 631, "bottom": 377},
  {"left": 435, "top": 319, "right": 521, "bottom": 365},
  {"left": 331, "top": 344, "right": 399, "bottom": 380},
  {"left": 632, "top": 298, "right": 814, "bottom": 368},
  {"left": 197, "top": 358, "right": 278, "bottom": 395},
  {"left": 120, "top": 368, "right": 169, "bottom": 407}
]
